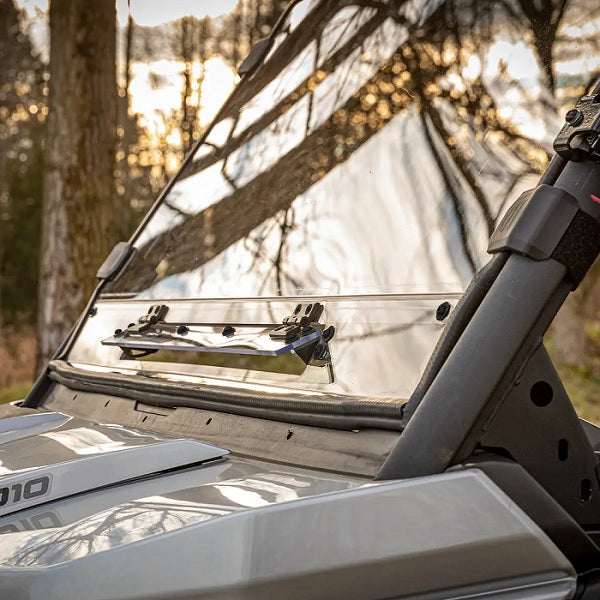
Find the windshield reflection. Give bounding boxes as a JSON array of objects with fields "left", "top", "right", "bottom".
[
  {"left": 84, "top": 0, "right": 600, "bottom": 400},
  {"left": 0, "top": 465, "right": 358, "bottom": 568},
  {"left": 103, "top": 0, "right": 581, "bottom": 301}
]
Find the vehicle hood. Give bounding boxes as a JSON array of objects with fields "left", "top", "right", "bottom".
[
  {"left": 0, "top": 411, "right": 361, "bottom": 541},
  {"left": 0, "top": 411, "right": 576, "bottom": 600}
]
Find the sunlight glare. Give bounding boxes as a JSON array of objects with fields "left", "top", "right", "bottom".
[
  {"left": 485, "top": 39, "right": 541, "bottom": 95},
  {"left": 115, "top": 0, "right": 237, "bottom": 26},
  {"left": 199, "top": 58, "right": 239, "bottom": 126},
  {"left": 129, "top": 56, "right": 237, "bottom": 143}
]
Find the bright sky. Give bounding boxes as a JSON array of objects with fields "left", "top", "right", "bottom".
[
  {"left": 130, "top": 56, "right": 238, "bottom": 134},
  {"left": 115, "top": 0, "right": 238, "bottom": 26},
  {"left": 16, "top": 0, "right": 239, "bottom": 143},
  {"left": 18, "top": 0, "right": 237, "bottom": 26}
]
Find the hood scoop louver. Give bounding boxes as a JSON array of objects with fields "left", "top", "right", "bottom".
[{"left": 0, "top": 412, "right": 228, "bottom": 517}]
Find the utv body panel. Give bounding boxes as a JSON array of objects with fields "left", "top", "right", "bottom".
[
  {"left": 0, "top": 430, "right": 576, "bottom": 600},
  {"left": 0, "top": 412, "right": 227, "bottom": 517}
]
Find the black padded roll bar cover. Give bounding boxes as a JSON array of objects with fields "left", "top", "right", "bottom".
[
  {"left": 96, "top": 241, "right": 133, "bottom": 281},
  {"left": 488, "top": 184, "right": 579, "bottom": 260}
]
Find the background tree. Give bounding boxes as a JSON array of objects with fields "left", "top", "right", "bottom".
[
  {"left": 178, "top": 16, "right": 211, "bottom": 156},
  {"left": 0, "top": 0, "right": 46, "bottom": 335},
  {"left": 115, "top": 8, "right": 161, "bottom": 236},
  {"left": 513, "top": 0, "right": 568, "bottom": 92},
  {"left": 37, "top": 0, "right": 118, "bottom": 368}
]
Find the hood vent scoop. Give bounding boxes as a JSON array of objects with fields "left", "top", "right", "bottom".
[{"left": 0, "top": 412, "right": 228, "bottom": 517}]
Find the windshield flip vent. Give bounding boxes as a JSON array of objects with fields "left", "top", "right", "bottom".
[{"left": 101, "top": 302, "right": 335, "bottom": 382}]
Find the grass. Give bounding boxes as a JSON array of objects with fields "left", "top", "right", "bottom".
[
  {"left": 0, "top": 382, "right": 31, "bottom": 405},
  {"left": 0, "top": 328, "right": 36, "bottom": 405},
  {"left": 558, "top": 363, "right": 600, "bottom": 425},
  {"left": 545, "top": 324, "right": 600, "bottom": 425}
]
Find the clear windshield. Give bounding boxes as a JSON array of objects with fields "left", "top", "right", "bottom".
[
  {"left": 104, "top": 0, "right": 526, "bottom": 300},
  {"left": 69, "top": 0, "right": 590, "bottom": 405}
]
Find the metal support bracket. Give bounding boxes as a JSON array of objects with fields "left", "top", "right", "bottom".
[
  {"left": 269, "top": 302, "right": 325, "bottom": 343},
  {"left": 116, "top": 304, "right": 169, "bottom": 337},
  {"left": 96, "top": 242, "right": 133, "bottom": 281},
  {"left": 554, "top": 93, "right": 600, "bottom": 162},
  {"left": 463, "top": 345, "right": 600, "bottom": 527}
]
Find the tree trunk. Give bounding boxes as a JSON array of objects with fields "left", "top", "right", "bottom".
[
  {"left": 37, "top": 0, "right": 117, "bottom": 370},
  {"left": 531, "top": 24, "right": 556, "bottom": 92},
  {"left": 180, "top": 17, "right": 195, "bottom": 156},
  {"left": 515, "top": 0, "right": 569, "bottom": 94},
  {"left": 124, "top": 10, "right": 134, "bottom": 98}
]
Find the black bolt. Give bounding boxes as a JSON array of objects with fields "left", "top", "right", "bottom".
[
  {"left": 114, "top": 328, "right": 123, "bottom": 337},
  {"left": 313, "top": 342, "right": 330, "bottom": 361},
  {"left": 222, "top": 325, "right": 236, "bottom": 338},
  {"left": 322, "top": 325, "right": 336, "bottom": 342},
  {"left": 88, "top": 307, "right": 97, "bottom": 317},
  {"left": 177, "top": 325, "right": 189, "bottom": 336},
  {"left": 436, "top": 302, "right": 451, "bottom": 321},
  {"left": 565, "top": 109, "right": 583, "bottom": 126}
]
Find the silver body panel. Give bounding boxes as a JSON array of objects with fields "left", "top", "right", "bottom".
[
  {"left": 0, "top": 412, "right": 228, "bottom": 517},
  {"left": 0, "top": 412, "right": 577, "bottom": 600}
]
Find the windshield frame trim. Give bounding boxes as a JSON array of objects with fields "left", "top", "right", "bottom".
[{"left": 49, "top": 359, "right": 405, "bottom": 431}]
